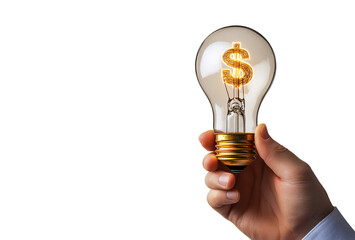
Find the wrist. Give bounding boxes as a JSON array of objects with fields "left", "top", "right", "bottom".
[
  {"left": 302, "top": 207, "right": 355, "bottom": 240},
  {"left": 296, "top": 205, "right": 335, "bottom": 239}
]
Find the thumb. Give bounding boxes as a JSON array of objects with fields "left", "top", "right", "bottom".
[{"left": 255, "top": 124, "right": 309, "bottom": 179}]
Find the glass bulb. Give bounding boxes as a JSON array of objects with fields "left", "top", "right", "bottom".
[{"left": 195, "top": 26, "right": 276, "bottom": 172}]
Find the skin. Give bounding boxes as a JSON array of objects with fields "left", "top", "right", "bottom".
[{"left": 199, "top": 124, "right": 334, "bottom": 240}]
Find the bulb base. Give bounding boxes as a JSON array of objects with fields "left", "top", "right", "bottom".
[{"left": 215, "top": 133, "right": 256, "bottom": 173}]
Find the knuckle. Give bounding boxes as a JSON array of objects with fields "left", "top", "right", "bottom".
[
  {"left": 296, "top": 161, "right": 312, "bottom": 175},
  {"left": 207, "top": 190, "right": 221, "bottom": 208},
  {"left": 286, "top": 161, "right": 313, "bottom": 180},
  {"left": 205, "top": 171, "right": 222, "bottom": 189},
  {"left": 204, "top": 173, "right": 211, "bottom": 186},
  {"left": 206, "top": 190, "right": 215, "bottom": 206},
  {"left": 205, "top": 152, "right": 214, "bottom": 158},
  {"left": 203, "top": 153, "right": 217, "bottom": 170},
  {"left": 202, "top": 153, "right": 209, "bottom": 163}
]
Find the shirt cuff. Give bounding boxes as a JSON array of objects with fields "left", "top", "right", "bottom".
[{"left": 302, "top": 207, "right": 355, "bottom": 240}]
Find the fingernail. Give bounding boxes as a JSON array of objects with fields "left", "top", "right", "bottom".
[
  {"left": 261, "top": 124, "right": 270, "bottom": 140},
  {"left": 219, "top": 174, "right": 229, "bottom": 186},
  {"left": 227, "top": 191, "right": 239, "bottom": 200}
]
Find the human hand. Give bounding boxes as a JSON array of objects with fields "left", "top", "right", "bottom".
[{"left": 200, "top": 124, "right": 334, "bottom": 240}]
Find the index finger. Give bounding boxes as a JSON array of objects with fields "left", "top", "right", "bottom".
[{"left": 199, "top": 130, "right": 215, "bottom": 151}]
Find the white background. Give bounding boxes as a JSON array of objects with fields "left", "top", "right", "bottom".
[{"left": 0, "top": 0, "right": 354, "bottom": 239}]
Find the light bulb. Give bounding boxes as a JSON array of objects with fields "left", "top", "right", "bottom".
[{"left": 195, "top": 26, "right": 276, "bottom": 173}]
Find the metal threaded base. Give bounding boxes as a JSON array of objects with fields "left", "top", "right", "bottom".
[{"left": 215, "top": 133, "right": 256, "bottom": 173}]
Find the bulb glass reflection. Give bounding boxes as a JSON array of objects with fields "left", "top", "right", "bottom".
[{"left": 195, "top": 26, "right": 276, "bottom": 172}]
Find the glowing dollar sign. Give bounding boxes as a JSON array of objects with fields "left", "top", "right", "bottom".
[{"left": 222, "top": 42, "right": 253, "bottom": 87}]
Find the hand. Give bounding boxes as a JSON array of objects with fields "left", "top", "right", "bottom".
[{"left": 199, "top": 124, "right": 334, "bottom": 240}]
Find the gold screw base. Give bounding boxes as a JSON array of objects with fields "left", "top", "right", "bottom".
[{"left": 215, "top": 133, "right": 256, "bottom": 173}]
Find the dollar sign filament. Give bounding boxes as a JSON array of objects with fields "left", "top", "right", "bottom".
[{"left": 222, "top": 42, "right": 253, "bottom": 87}]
